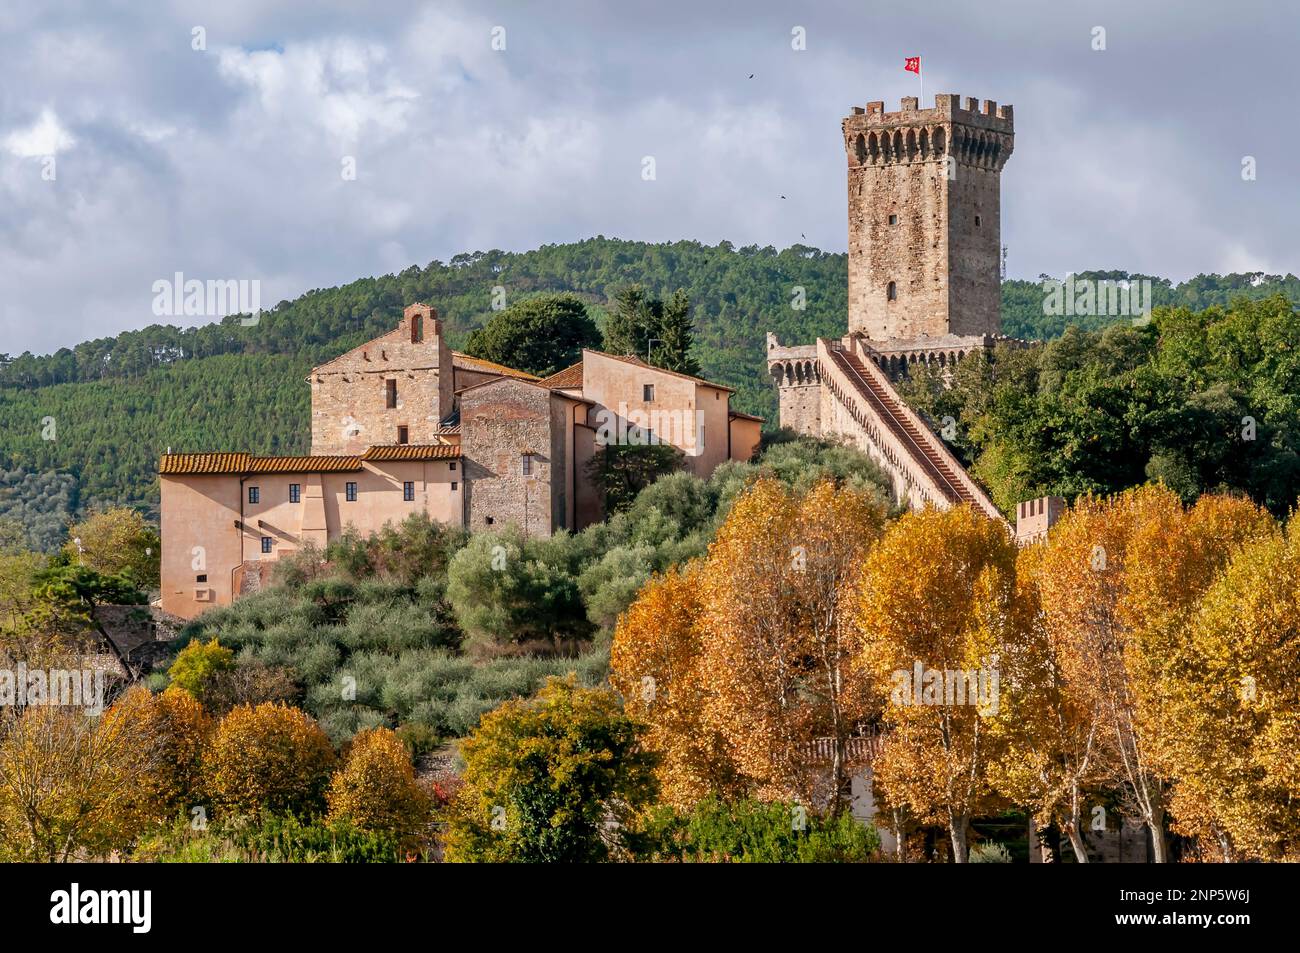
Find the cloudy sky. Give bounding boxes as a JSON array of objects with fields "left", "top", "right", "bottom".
[{"left": 1, "top": 0, "right": 1292, "bottom": 355}]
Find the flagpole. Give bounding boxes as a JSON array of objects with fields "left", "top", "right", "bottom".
[{"left": 919, "top": 60, "right": 924, "bottom": 107}]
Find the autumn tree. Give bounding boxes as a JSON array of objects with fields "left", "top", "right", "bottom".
[
  {"left": 102, "top": 685, "right": 211, "bottom": 827},
  {"left": 0, "top": 698, "right": 163, "bottom": 861},
  {"left": 991, "top": 542, "right": 1112, "bottom": 862},
  {"left": 327, "top": 727, "right": 433, "bottom": 850},
  {"left": 205, "top": 703, "right": 336, "bottom": 818},
  {"left": 65, "top": 507, "right": 160, "bottom": 589},
  {"left": 855, "top": 505, "right": 1017, "bottom": 862},
  {"left": 610, "top": 562, "right": 743, "bottom": 808},
  {"left": 443, "top": 676, "right": 657, "bottom": 862},
  {"left": 697, "top": 478, "right": 886, "bottom": 811},
  {"left": 167, "top": 637, "right": 235, "bottom": 704}
]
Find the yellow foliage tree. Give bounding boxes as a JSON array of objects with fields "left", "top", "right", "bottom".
[
  {"left": 205, "top": 703, "right": 336, "bottom": 818},
  {"left": 0, "top": 697, "right": 163, "bottom": 861},
  {"left": 65, "top": 507, "right": 160, "bottom": 588},
  {"left": 1159, "top": 527, "right": 1300, "bottom": 859},
  {"left": 327, "top": 727, "right": 433, "bottom": 849},
  {"left": 697, "top": 478, "right": 886, "bottom": 810},
  {"left": 102, "top": 685, "right": 211, "bottom": 828},
  {"left": 854, "top": 504, "right": 1017, "bottom": 862},
  {"left": 610, "top": 561, "right": 743, "bottom": 808}
]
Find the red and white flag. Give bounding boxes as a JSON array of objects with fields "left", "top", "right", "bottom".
[{"left": 904, "top": 56, "right": 921, "bottom": 74}]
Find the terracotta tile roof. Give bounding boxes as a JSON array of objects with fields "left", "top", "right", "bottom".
[
  {"left": 537, "top": 362, "right": 585, "bottom": 390},
  {"left": 159, "top": 452, "right": 251, "bottom": 475},
  {"left": 161, "top": 445, "right": 461, "bottom": 474},
  {"left": 246, "top": 455, "right": 362, "bottom": 473},
  {"left": 584, "top": 350, "right": 734, "bottom": 392},
  {"left": 452, "top": 352, "right": 540, "bottom": 381},
  {"left": 728, "top": 410, "right": 764, "bottom": 422},
  {"left": 361, "top": 444, "right": 462, "bottom": 461}
]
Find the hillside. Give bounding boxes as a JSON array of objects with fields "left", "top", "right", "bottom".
[{"left": 1, "top": 235, "right": 1297, "bottom": 548}]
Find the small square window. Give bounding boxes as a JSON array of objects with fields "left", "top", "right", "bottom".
[
  {"left": 289, "top": 484, "right": 300, "bottom": 503},
  {"left": 450, "top": 461, "right": 457, "bottom": 471},
  {"left": 643, "top": 384, "right": 655, "bottom": 402},
  {"left": 261, "top": 537, "right": 273, "bottom": 554},
  {"left": 486, "top": 516, "right": 494, "bottom": 525},
  {"left": 346, "top": 482, "right": 358, "bottom": 502},
  {"left": 888, "top": 213, "right": 898, "bottom": 225},
  {"left": 397, "top": 426, "right": 409, "bottom": 445},
  {"left": 404, "top": 481, "right": 415, "bottom": 501},
  {"left": 248, "top": 486, "right": 260, "bottom": 504},
  {"left": 196, "top": 574, "right": 208, "bottom": 583},
  {"left": 451, "top": 481, "right": 458, "bottom": 491}
]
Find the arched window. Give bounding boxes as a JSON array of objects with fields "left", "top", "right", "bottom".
[
  {"left": 854, "top": 133, "right": 867, "bottom": 164},
  {"left": 887, "top": 281, "right": 897, "bottom": 301}
]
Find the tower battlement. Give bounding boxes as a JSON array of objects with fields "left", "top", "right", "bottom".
[
  {"left": 842, "top": 91, "right": 1013, "bottom": 341},
  {"left": 849, "top": 94, "right": 1013, "bottom": 128}
]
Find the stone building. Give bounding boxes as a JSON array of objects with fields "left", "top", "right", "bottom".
[
  {"left": 768, "top": 92, "right": 1056, "bottom": 544},
  {"left": 159, "top": 304, "right": 761, "bottom": 619}
]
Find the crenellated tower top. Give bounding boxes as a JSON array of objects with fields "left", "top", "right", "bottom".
[{"left": 843, "top": 94, "right": 1014, "bottom": 172}]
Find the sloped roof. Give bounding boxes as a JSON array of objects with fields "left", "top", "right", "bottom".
[
  {"left": 361, "top": 444, "right": 461, "bottom": 461},
  {"left": 537, "top": 361, "right": 585, "bottom": 390},
  {"left": 728, "top": 410, "right": 764, "bottom": 422},
  {"left": 452, "top": 352, "right": 540, "bottom": 381},
  {"left": 160, "top": 445, "right": 461, "bottom": 475},
  {"left": 584, "top": 350, "right": 734, "bottom": 392}
]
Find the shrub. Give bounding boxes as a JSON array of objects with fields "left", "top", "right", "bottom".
[
  {"left": 167, "top": 638, "right": 234, "bottom": 704},
  {"left": 443, "top": 676, "right": 658, "bottom": 862},
  {"left": 637, "top": 798, "right": 880, "bottom": 863},
  {"left": 206, "top": 703, "right": 336, "bottom": 818},
  {"left": 327, "top": 728, "right": 433, "bottom": 848}
]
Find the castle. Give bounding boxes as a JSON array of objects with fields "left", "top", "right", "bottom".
[
  {"left": 158, "top": 311, "right": 761, "bottom": 619},
  {"left": 768, "top": 93, "right": 1052, "bottom": 532}
]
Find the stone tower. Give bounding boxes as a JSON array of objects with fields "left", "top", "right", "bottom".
[{"left": 843, "top": 94, "right": 1014, "bottom": 341}]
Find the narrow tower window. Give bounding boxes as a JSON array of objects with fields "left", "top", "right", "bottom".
[
  {"left": 386, "top": 379, "right": 397, "bottom": 409},
  {"left": 887, "top": 281, "right": 897, "bottom": 301}
]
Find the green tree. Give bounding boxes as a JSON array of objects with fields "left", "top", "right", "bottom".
[
  {"left": 168, "top": 638, "right": 235, "bottom": 704},
  {"left": 602, "top": 286, "right": 699, "bottom": 374},
  {"left": 443, "top": 676, "right": 657, "bottom": 862},
  {"left": 464, "top": 293, "right": 599, "bottom": 378},
  {"left": 586, "top": 444, "right": 684, "bottom": 517}
]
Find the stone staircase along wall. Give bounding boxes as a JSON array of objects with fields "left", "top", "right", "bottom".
[{"left": 816, "top": 335, "right": 1005, "bottom": 524}]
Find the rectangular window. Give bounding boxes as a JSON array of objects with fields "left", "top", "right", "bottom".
[
  {"left": 700, "top": 425, "right": 706, "bottom": 448},
  {"left": 196, "top": 574, "right": 207, "bottom": 583},
  {"left": 643, "top": 383, "right": 655, "bottom": 402},
  {"left": 397, "top": 425, "right": 409, "bottom": 445},
  {"left": 289, "top": 484, "right": 300, "bottom": 503},
  {"left": 261, "top": 537, "right": 273, "bottom": 554},
  {"left": 346, "top": 482, "right": 357, "bottom": 502},
  {"left": 522, "top": 454, "right": 532, "bottom": 476},
  {"left": 485, "top": 516, "right": 494, "bottom": 525},
  {"left": 386, "top": 379, "right": 397, "bottom": 409},
  {"left": 403, "top": 481, "right": 415, "bottom": 501},
  {"left": 451, "top": 481, "right": 458, "bottom": 491},
  {"left": 450, "top": 461, "right": 457, "bottom": 471},
  {"left": 888, "top": 213, "right": 899, "bottom": 225},
  {"left": 248, "top": 486, "right": 260, "bottom": 504}
]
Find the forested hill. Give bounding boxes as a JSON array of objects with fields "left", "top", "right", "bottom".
[{"left": 1, "top": 235, "right": 1297, "bottom": 547}]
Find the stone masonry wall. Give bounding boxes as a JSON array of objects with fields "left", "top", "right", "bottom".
[
  {"left": 311, "top": 304, "right": 454, "bottom": 454},
  {"left": 460, "top": 378, "right": 556, "bottom": 537},
  {"left": 842, "top": 94, "right": 1013, "bottom": 342}
]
